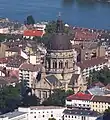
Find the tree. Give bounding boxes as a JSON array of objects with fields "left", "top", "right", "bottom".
[
  {"left": 48, "top": 118, "right": 56, "bottom": 120},
  {"left": 89, "top": 67, "right": 110, "bottom": 85},
  {"left": 0, "top": 85, "right": 21, "bottom": 113},
  {"left": 21, "top": 94, "right": 40, "bottom": 107},
  {"left": 103, "top": 107, "right": 110, "bottom": 120},
  {"left": 42, "top": 89, "right": 74, "bottom": 106},
  {"left": 27, "top": 15, "right": 35, "bottom": 25}
]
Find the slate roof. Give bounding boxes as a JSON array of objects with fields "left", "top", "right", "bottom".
[
  {"left": 47, "top": 33, "right": 72, "bottom": 50},
  {"left": 0, "top": 111, "right": 27, "bottom": 119},
  {"left": 68, "top": 74, "right": 79, "bottom": 86},
  {"left": 87, "top": 86, "right": 105, "bottom": 96},
  {"left": 63, "top": 109, "right": 101, "bottom": 117},
  {"left": 46, "top": 75, "right": 62, "bottom": 86}
]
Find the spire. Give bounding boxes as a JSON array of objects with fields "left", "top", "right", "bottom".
[{"left": 56, "top": 12, "right": 64, "bottom": 33}]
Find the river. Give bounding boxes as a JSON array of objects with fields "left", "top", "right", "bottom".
[{"left": 0, "top": 0, "right": 110, "bottom": 29}]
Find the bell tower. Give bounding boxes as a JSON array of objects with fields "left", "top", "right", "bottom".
[{"left": 56, "top": 12, "right": 64, "bottom": 33}]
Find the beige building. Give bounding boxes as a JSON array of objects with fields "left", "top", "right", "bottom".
[{"left": 91, "top": 96, "right": 110, "bottom": 113}]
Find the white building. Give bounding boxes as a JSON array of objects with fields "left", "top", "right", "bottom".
[
  {"left": 0, "top": 111, "right": 28, "bottom": 120},
  {"left": 19, "top": 63, "right": 41, "bottom": 87},
  {"left": 63, "top": 109, "right": 102, "bottom": 120},
  {"left": 18, "top": 106, "right": 65, "bottom": 120},
  {"left": 66, "top": 92, "right": 92, "bottom": 109}
]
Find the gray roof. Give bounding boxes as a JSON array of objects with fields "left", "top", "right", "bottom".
[
  {"left": 63, "top": 109, "right": 101, "bottom": 117},
  {"left": 46, "top": 75, "right": 62, "bottom": 86},
  {"left": 68, "top": 74, "right": 79, "bottom": 86},
  {"left": 0, "top": 111, "right": 27, "bottom": 119},
  {"left": 87, "top": 86, "right": 105, "bottom": 96}
]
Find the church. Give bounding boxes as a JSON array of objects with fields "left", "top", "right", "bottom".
[{"left": 33, "top": 18, "right": 87, "bottom": 101}]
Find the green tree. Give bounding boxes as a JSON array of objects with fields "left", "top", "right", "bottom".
[
  {"left": 89, "top": 67, "right": 110, "bottom": 85},
  {"left": 21, "top": 94, "right": 40, "bottom": 107},
  {"left": 48, "top": 118, "right": 56, "bottom": 120},
  {"left": 42, "top": 89, "right": 74, "bottom": 106},
  {"left": 0, "top": 85, "right": 21, "bottom": 112},
  {"left": 103, "top": 107, "right": 110, "bottom": 120},
  {"left": 27, "top": 15, "right": 35, "bottom": 25}
]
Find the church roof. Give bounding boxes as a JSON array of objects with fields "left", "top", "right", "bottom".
[
  {"left": 47, "top": 33, "right": 72, "bottom": 50},
  {"left": 68, "top": 74, "right": 80, "bottom": 86},
  {"left": 46, "top": 75, "right": 62, "bottom": 86}
]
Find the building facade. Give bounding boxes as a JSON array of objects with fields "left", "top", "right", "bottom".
[{"left": 18, "top": 106, "right": 65, "bottom": 120}]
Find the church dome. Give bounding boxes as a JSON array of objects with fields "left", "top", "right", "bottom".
[{"left": 47, "top": 33, "right": 72, "bottom": 50}]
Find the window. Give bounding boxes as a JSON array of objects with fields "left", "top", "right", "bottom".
[
  {"left": 34, "top": 116, "right": 36, "bottom": 118},
  {"left": 53, "top": 60, "right": 57, "bottom": 69},
  {"left": 59, "top": 61, "right": 63, "bottom": 69},
  {"left": 51, "top": 114, "right": 53, "bottom": 117},
  {"left": 65, "top": 61, "right": 68, "bottom": 68},
  {"left": 43, "top": 115, "right": 45, "bottom": 117}
]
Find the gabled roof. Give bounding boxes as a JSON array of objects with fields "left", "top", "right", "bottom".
[
  {"left": 23, "top": 30, "right": 44, "bottom": 37},
  {"left": 67, "top": 92, "right": 93, "bottom": 101}
]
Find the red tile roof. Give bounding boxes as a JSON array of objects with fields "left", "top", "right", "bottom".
[
  {"left": 23, "top": 30, "right": 44, "bottom": 37},
  {"left": 73, "top": 28, "right": 98, "bottom": 41},
  {"left": 67, "top": 92, "right": 93, "bottom": 101}
]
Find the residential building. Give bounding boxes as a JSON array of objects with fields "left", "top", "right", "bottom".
[
  {"left": 73, "top": 43, "right": 106, "bottom": 62},
  {"left": 0, "top": 111, "right": 28, "bottom": 120},
  {"left": 72, "top": 27, "right": 98, "bottom": 45},
  {"left": 76, "top": 56, "right": 108, "bottom": 79},
  {"left": 5, "top": 47, "right": 21, "bottom": 57},
  {"left": 0, "top": 76, "right": 19, "bottom": 88},
  {"left": 63, "top": 109, "right": 101, "bottom": 120},
  {"left": 19, "top": 63, "right": 41, "bottom": 88},
  {"left": 66, "top": 92, "right": 110, "bottom": 113},
  {"left": 91, "top": 96, "right": 110, "bottom": 113},
  {"left": 18, "top": 106, "right": 65, "bottom": 120},
  {"left": 66, "top": 92, "right": 92, "bottom": 109}
]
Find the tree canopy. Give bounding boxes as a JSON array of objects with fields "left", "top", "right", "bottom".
[
  {"left": 42, "top": 89, "right": 73, "bottom": 106},
  {"left": 89, "top": 67, "right": 110, "bottom": 85},
  {"left": 26, "top": 15, "right": 35, "bottom": 25}
]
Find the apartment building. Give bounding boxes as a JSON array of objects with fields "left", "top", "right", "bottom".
[
  {"left": 66, "top": 92, "right": 110, "bottom": 113},
  {"left": 18, "top": 106, "right": 65, "bottom": 120},
  {"left": 63, "top": 109, "right": 101, "bottom": 120},
  {"left": 91, "top": 96, "right": 110, "bottom": 113},
  {"left": 19, "top": 63, "right": 41, "bottom": 87},
  {"left": 76, "top": 56, "right": 108, "bottom": 79}
]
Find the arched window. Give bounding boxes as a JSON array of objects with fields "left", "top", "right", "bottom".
[
  {"left": 59, "top": 61, "right": 63, "bottom": 69},
  {"left": 53, "top": 60, "right": 57, "bottom": 69},
  {"left": 65, "top": 60, "right": 68, "bottom": 68}
]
